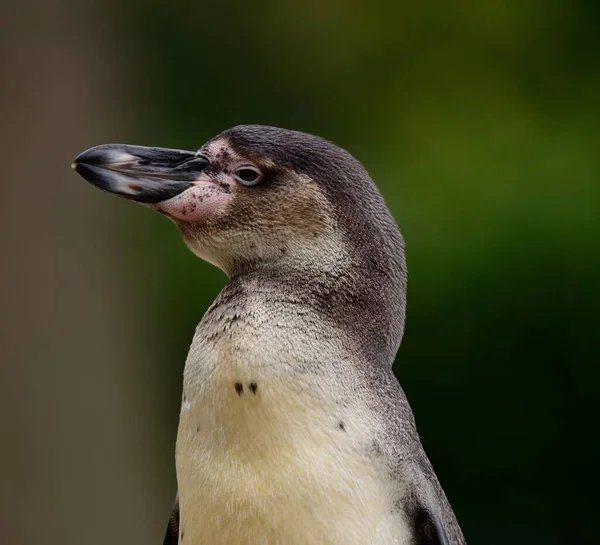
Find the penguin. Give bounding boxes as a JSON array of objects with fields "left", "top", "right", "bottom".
[{"left": 73, "top": 125, "right": 466, "bottom": 545}]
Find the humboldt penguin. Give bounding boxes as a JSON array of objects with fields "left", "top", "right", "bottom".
[{"left": 73, "top": 125, "right": 466, "bottom": 545}]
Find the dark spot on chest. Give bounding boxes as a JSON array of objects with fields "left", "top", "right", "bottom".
[
  {"left": 234, "top": 382, "right": 244, "bottom": 395},
  {"left": 249, "top": 382, "right": 258, "bottom": 394},
  {"left": 338, "top": 421, "right": 346, "bottom": 431}
]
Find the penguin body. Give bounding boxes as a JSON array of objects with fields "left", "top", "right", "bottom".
[
  {"left": 73, "top": 126, "right": 466, "bottom": 545},
  {"left": 177, "top": 282, "right": 410, "bottom": 545}
]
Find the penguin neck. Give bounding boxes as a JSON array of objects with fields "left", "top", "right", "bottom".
[{"left": 206, "top": 257, "right": 404, "bottom": 368}]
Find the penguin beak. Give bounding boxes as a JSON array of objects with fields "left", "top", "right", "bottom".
[{"left": 72, "top": 144, "right": 210, "bottom": 204}]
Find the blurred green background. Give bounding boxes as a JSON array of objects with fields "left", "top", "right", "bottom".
[{"left": 1, "top": 0, "right": 598, "bottom": 544}]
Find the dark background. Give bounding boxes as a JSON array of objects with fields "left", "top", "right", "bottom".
[{"left": 1, "top": 1, "right": 598, "bottom": 544}]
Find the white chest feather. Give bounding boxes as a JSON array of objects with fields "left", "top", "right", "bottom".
[{"left": 175, "top": 331, "right": 410, "bottom": 545}]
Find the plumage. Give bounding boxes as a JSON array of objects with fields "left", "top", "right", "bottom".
[{"left": 73, "top": 125, "right": 466, "bottom": 545}]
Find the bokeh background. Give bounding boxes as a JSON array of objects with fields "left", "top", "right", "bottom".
[{"left": 1, "top": 0, "right": 599, "bottom": 544}]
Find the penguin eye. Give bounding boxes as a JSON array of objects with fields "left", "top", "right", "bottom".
[{"left": 234, "top": 167, "right": 262, "bottom": 186}]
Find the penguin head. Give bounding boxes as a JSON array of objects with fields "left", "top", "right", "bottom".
[
  {"left": 73, "top": 125, "right": 402, "bottom": 277},
  {"left": 162, "top": 126, "right": 344, "bottom": 274}
]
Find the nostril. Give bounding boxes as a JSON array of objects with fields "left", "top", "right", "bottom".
[{"left": 137, "top": 159, "right": 151, "bottom": 166}]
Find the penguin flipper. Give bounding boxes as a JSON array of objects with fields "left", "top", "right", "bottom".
[
  {"left": 408, "top": 501, "right": 449, "bottom": 545},
  {"left": 163, "top": 494, "right": 180, "bottom": 545}
]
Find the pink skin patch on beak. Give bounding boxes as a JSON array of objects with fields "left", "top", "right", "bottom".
[{"left": 154, "top": 182, "right": 230, "bottom": 222}]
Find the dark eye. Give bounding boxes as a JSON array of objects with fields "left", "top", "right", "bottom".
[{"left": 234, "top": 167, "right": 262, "bottom": 185}]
